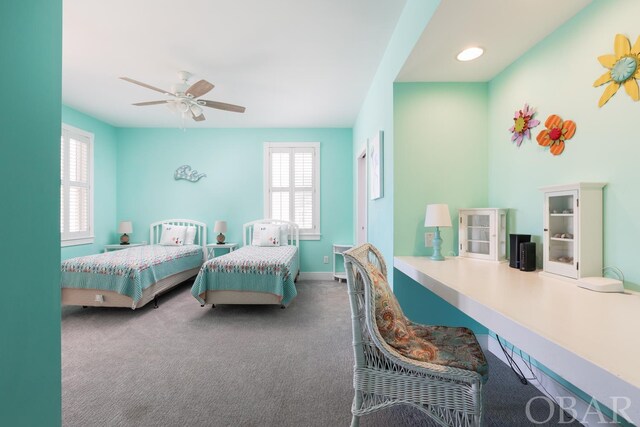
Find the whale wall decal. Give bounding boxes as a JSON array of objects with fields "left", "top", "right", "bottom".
[{"left": 174, "top": 165, "right": 207, "bottom": 182}]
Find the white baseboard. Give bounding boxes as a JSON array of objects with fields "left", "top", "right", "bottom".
[
  {"left": 298, "top": 272, "right": 334, "bottom": 281},
  {"left": 486, "top": 335, "right": 618, "bottom": 426}
]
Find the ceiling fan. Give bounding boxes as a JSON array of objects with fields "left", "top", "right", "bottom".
[{"left": 119, "top": 71, "right": 245, "bottom": 122}]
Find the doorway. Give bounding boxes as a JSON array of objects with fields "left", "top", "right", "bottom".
[{"left": 357, "top": 149, "right": 367, "bottom": 245}]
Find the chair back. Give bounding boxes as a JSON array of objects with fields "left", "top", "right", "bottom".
[{"left": 343, "top": 243, "right": 388, "bottom": 371}]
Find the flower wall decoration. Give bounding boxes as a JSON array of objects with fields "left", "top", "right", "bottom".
[
  {"left": 594, "top": 34, "right": 640, "bottom": 107},
  {"left": 536, "top": 114, "right": 576, "bottom": 156},
  {"left": 509, "top": 103, "right": 540, "bottom": 146}
]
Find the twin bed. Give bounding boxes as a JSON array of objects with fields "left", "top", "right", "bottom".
[
  {"left": 61, "top": 218, "right": 300, "bottom": 310},
  {"left": 61, "top": 219, "right": 207, "bottom": 309},
  {"left": 192, "top": 219, "right": 300, "bottom": 308}
]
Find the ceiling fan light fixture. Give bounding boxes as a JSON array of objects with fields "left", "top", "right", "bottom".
[
  {"left": 177, "top": 100, "right": 190, "bottom": 113},
  {"left": 456, "top": 47, "right": 484, "bottom": 62},
  {"left": 121, "top": 72, "right": 246, "bottom": 124}
]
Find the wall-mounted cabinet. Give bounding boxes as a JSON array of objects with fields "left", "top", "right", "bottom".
[
  {"left": 459, "top": 208, "right": 507, "bottom": 262},
  {"left": 540, "top": 183, "right": 605, "bottom": 279}
]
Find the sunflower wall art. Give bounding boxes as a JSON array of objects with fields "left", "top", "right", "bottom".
[
  {"left": 594, "top": 34, "right": 640, "bottom": 107},
  {"left": 536, "top": 114, "right": 576, "bottom": 156},
  {"left": 509, "top": 103, "right": 540, "bottom": 146}
]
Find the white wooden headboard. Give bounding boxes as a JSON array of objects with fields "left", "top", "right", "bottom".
[
  {"left": 243, "top": 219, "right": 300, "bottom": 248},
  {"left": 149, "top": 219, "right": 208, "bottom": 260}
]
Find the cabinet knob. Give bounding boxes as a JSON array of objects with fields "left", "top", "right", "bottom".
[{"left": 544, "top": 228, "right": 548, "bottom": 232}]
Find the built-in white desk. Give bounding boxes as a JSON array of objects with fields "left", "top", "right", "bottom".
[{"left": 394, "top": 256, "right": 640, "bottom": 424}]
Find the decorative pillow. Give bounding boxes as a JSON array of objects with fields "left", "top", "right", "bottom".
[
  {"left": 184, "top": 226, "right": 197, "bottom": 245},
  {"left": 251, "top": 227, "right": 261, "bottom": 246},
  {"left": 367, "top": 263, "right": 412, "bottom": 349},
  {"left": 160, "top": 224, "right": 186, "bottom": 246},
  {"left": 366, "top": 262, "right": 488, "bottom": 381},
  {"left": 258, "top": 224, "right": 281, "bottom": 246}
]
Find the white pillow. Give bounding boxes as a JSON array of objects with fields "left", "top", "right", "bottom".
[
  {"left": 258, "top": 225, "right": 281, "bottom": 247},
  {"left": 251, "top": 227, "right": 261, "bottom": 246},
  {"left": 279, "top": 225, "right": 289, "bottom": 246},
  {"left": 184, "top": 226, "right": 197, "bottom": 245},
  {"left": 252, "top": 224, "right": 289, "bottom": 245},
  {"left": 160, "top": 224, "right": 186, "bottom": 246}
]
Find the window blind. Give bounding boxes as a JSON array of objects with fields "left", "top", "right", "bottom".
[
  {"left": 266, "top": 143, "right": 319, "bottom": 235},
  {"left": 61, "top": 125, "right": 93, "bottom": 244}
]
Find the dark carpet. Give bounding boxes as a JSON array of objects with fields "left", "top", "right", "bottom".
[{"left": 62, "top": 280, "right": 579, "bottom": 426}]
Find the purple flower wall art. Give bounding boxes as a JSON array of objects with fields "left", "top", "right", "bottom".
[{"left": 509, "top": 103, "right": 540, "bottom": 147}]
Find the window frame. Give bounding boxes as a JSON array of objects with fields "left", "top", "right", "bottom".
[
  {"left": 60, "top": 123, "right": 95, "bottom": 247},
  {"left": 263, "top": 142, "right": 320, "bottom": 240}
]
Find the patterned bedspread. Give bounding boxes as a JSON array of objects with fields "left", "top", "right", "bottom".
[
  {"left": 61, "top": 245, "right": 204, "bottom": 304},
  {"left": 191, "top": 245, "right": 299, "bottom": 305}
]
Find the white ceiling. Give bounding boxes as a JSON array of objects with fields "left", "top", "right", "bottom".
[
  {"left": 64, "top": 0, "right": 593, "bottom": 129},
  {"left": 397, "top": 0, "right": 592, "bottom": 82},
  {"left": 62, "top": 0, "right": 407, "bottom": 128}
]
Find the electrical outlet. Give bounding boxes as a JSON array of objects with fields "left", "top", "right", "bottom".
[
  {"left": 425, "top": 232, "right": 434, "bottom": 247},
  {"left": 323, "top": 256, "right": 329, "bottom": 264}
]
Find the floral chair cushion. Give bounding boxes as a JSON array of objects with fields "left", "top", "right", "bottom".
[{"left": 367, "top": 263, "right": 488, "bottom": 383}]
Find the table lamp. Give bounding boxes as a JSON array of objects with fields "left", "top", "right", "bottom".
[
  {"left": 424, "top": 204, "right": 451, "bottom": 261},
  {"left": 118, "top": 221, "right": 133, "bottom": 245},
  {"left": 214, "top": 220, "right": 227, "bottom": 244}
]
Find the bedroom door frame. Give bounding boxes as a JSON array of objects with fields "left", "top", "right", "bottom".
[{"left": 357, "top": 148, "right": 367, "bottom": 245}]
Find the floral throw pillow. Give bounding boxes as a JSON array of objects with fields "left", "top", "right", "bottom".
[
  {"left": 257, "top": 225, "right": 280, "bottom": 246},
  {"left": 159, "top": 224, "right": 186, "bottom": 246}
]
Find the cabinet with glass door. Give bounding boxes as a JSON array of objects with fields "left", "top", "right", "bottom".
[
  {"left": 458, "top": 209, "right": 507, "bottom": 262},
  {"left": 541, "top": 183, "right": 605, "bottom": 279}
]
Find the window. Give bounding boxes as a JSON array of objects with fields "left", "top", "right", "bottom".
[
  {"left": 61, "top": 124, "right": 94, "bottom": 246},
  {"left": 264, "top": 142, "right": 320, "bottom": 239}
]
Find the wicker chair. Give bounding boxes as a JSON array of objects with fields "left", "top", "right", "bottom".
[{"left": 343, "top": 243, "right": 486, "bottom": 426}]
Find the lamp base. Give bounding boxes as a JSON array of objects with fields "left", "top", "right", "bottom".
[
  {"left": 430, "top": 227, "right": 445, "bottom": 261},
  {"left": 216, "top": 233, "right": 226, "bottom": 244},
  {"left": 120, "top": 233, "right": 130, "bottom": 245}
]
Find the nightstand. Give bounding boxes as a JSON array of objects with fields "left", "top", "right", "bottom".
[
  {"left": 333, "top": 244, "right": 353, "bottom": 282},
  {"left": 206, "top": 243, "right": 238, "bottom": 260},
  {"left": 104, "top": 243, "right": 146, "bottom": 253}
]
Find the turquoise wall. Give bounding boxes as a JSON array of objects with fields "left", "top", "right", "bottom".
[
  {"left": 0, "top": 1, "right": 62, "bottom": 426},
  {"left": 61, "top": 105, "right": 118, "bottom": 260},
  {"left": 352, "top": 0, "right": 440, "bottom": 286},
  {"left": 488, "top": 0, "right": 640, "bottom": 291},
  {"left": 116, "top": 128, "right": 353, "bottom": 272},
  {"left": 393, "top": 82, "right": 489, "bottom": 257}
]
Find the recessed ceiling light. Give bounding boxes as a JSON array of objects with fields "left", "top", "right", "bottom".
[{"left": 456, "top": 47, "right": 484, "bottom": 62}]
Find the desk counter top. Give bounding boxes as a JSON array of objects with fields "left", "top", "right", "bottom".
[{"left": 394, "top": 256, "right": 640, "bottom": 422}]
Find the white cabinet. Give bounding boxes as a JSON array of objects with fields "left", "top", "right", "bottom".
[
  {"left": 458, "top": 209, "right": 507, "bottom": 262},
  {"left": 541, "top": 183, "right": 605, "bottom": 279}
]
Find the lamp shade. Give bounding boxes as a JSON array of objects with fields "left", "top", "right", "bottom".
[
  {"left": 118, "top": 221, "right": 133, "bottom": 234},
  {"left": 424, "top": 204, "right": 452, "bottom": 227},
  {"left": 213, "top": 221, "right": 227, "bottom": 233}
]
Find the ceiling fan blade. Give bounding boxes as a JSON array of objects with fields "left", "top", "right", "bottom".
[
  {"left": 201, "top": 100, "right": 246, "bottom": 113},
  {"left": 120, "top": 77, "right": 175, "bottom": 96},
  {"left": 186, "top": 80, "right": 214, "bottom": 98},
  {"left": 192, "top": 111, "right": 206, "bottom": 122},
  {"left": 132, "top": 100, "right": 169, "bottom": 106}
]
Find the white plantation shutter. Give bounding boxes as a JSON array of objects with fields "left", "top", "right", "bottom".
[
  {"left": 293, "top": 150, "right": 313, "bottom": 229},
  {"left": 61, "top": 124, "right": 94, "bottom": 246},
  {"left": 265, "top": 143, "right": 320, "bottom": 238}
]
